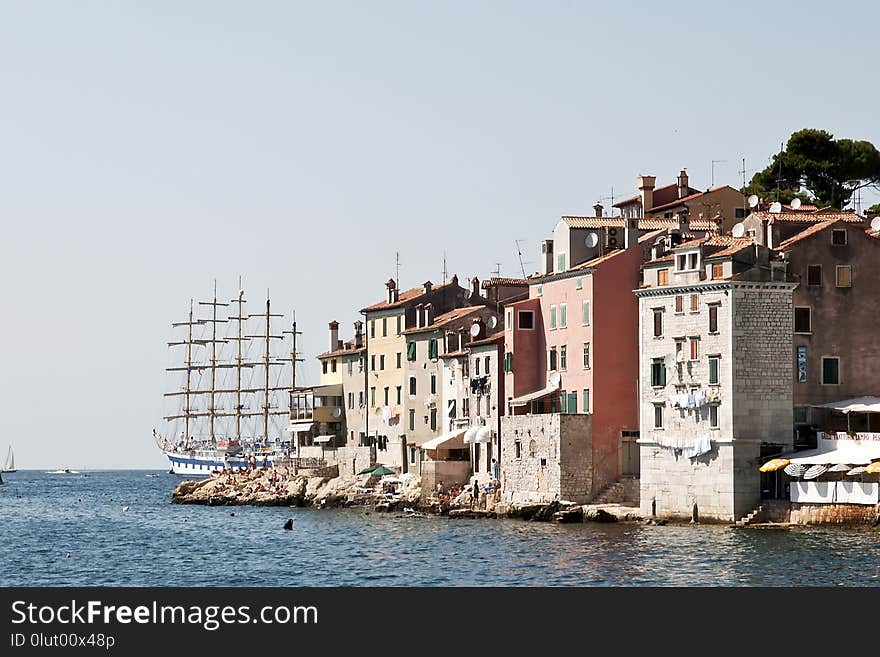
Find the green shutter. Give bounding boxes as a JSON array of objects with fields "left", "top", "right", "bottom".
[
  {"left": 429, "top": 339, "right": 438, "bottom": 359},
  {"left": 583, "top": 301, "right": 590, "bottom": 326},
  {"left": 568, "top": 392, "right": 577, "bottom": 414},
  {"left": 550, "top": 306, "right": 556, "bottom": 329},
  {"left": 709, "top": 357, "right": 719, "bottom": 385},
  {"left": 583, "top": 389, "right": 590, "bottom": 413},
  {"left": 560, "top": 304, "right": 567, "bottom": 328},
  {"left": 560, "top": 391, "right": 568, "bottom": 414},
  {"left": 407, "top": 342, "right": 416, "bottom": 361}
]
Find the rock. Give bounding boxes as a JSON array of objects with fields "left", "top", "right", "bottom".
[
  {"left": 449, "top": 509, "right": 495, "bottom": 520},
  {"left": 553, "top": 506, "right": 584, "bottom": 523},
  {"left": 583, "top": 507, "right": 618, "bottom": 523},
  {"left": 283, "top": 518, "right": 293, "bottom": 530},
  {"left": 229, "top": 512, "right": 235, "bottom": 516}
]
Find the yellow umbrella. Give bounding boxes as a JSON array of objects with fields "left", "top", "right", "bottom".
[
  {"left": 866, "top": 461, "right": 880, "bottom": 474},
  {"left": 760, "top": 458, "right": 790, "bottom": 472}
]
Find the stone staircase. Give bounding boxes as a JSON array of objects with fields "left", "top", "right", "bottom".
[
  {"left": 735, "top": 500, "right": 791, "bottom": 527},
  {"left": 735, "top": 505, "right": 765, "bottom": 528},
  {"left": 592, "top": 477, "right": 640, "bottom": 506}
]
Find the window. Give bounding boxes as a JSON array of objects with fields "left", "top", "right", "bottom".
[
  {"left": 358, "top": 391, "right": 364, "bottom": 407},
  {"left": 382, "top": 317, "right": 387, "bottom": 337},
  {"left": 557, "top": 253, "right": 566, "bottom": 272},
  {"left": 559, "top": 303, "right": 567, "bottom": 328},
  {"left": 430, "top": 409, "right": 437, "bottom": 431},
  {"left": 518, "top": 311, "right": 534, "bottom": 330},
  {"left": 409, "top": 409, "right": 415, "bottom": 431},
  {"left": 370, "top": 320, "right": 375, "bottom": 338},
  {"left": 322, "top": 361, "right": 328, "bottom": 374},
  {"left": 735, "top": 208, "right": 746, "bottom": 219},
  {"left": 428, "top": 338, "right": 439, "bottom": 359},
  {"left": 676, "top": 254, "right": 686, "bottom": 271},
  {"left": 370, "top": 387, "right": 376, "bottom": 407},
  {"left": 406, "top": 342, "right": 416, "bottom": 361},
  {"left": 582, "top": 300, "right": 590, "bottom": 326},
  {"left": 709, "top": 404, "right": 719, "bottom": 429},
  {"left": 821, "top": 357, "right": 840, "bottom": 385},
  {"left": 383, "top": 387, "right": 389, "bottom": 406},
  {"left": 568, "top": 391, "right": 577, "bottom": 414},
  {"left": 653, "top": 309, "right": 663, "bottom": 337},
  {"left": 657, "top": 269, "right": 669, "bottom": 285},
  {"left": 409, "top": 376, "right": 416, "bottom": 396},
  {"left": 409, "top": 446, "right": 418, "bottom": 465},
  {"left": 536, "top": 285, "right": 542, "bottom": 297},
  {"left": 688, "top": 253, "right": 698, "bottom": 270},
  {"left": 449, "top": 399, "right": 456, "bottom": 418},
  {"left": 347, "top": 360, "right": 353, "bottom": 376},
  {"left": 689, "top": 338, "right": 699, "bottom": 361},
  {"left": 675, "top": 338, "right": 684, "bottom": 359},
  {"left": 690, "top": 294, "right": 698, "bottom": 312},
  {"left": 560, "top": 345, "right": 567, "bottom": 371},
  {"left": 396, "top": 315, "right": 402, "bottom": 335},
  {"left": 485, "top": 395, "right": 491, "bottom": 416},
  {"left": 549, "top": 305, "right": 557, "bottom": 330},
  {"left": 576, "top": 278, "right": 582, "bottom": 290},
  {"left": 348, "top": 392, "right": 354, "bottom": 409},
  {"left": 711, "top": 263, "right": 724, "bottom": 280},
  {"left": 583, "top": 389, "right": 590, "bottom": 413},
  {"left": 548, "top": 347, "right": 557, "bottom": 371},
  {"left": 708, "top": 304, "right": 719, "bottom": 334},
  {"left": 476, "top": 394, "right": 482, "bottom": 417},
  {"left": 560, "top": 390, "right": 567, "bottom": 413},
  {"left": 503, "top": 352, "right": 514, "bottom": 373},
  {"left": 484, "top": 356, "right": 490, "bottom": 373},
  {"left": 674, "top": 295, "right": 683, "bottom": 313},
  {"left": 396, "top": 352, "right": 402, "bottom": 368},
  {"left": 396, "top": 386, "right": 402, "bottom": 404},
  {"left": 506, "top": 308, "right": 513, "bottom": 326},
  {"left": 430, "top": 373, "right": 437, "bottom": 395},
  {"left": 371, "top": 355, "right": 376, "bottom": 371},
  {"left": 653, "top": 404, "right": 664, "bottom": 429},
  {"left": 462, "top": 398, "right": 469, "bottom": 418},
  {"left": 836, "top": 265, "right": 852, "bottom": 288},
  {"left": 379, "top": 354, "right": 385, "bottom": 370},
  {"left": 650, "top": 359, "right": 666, "bottom": 387},
  {"left": 583, "top": 342, "right": 590, "bottom": 369},
  {"left": 664, "top": 211, "right": 673, "bottom": 219},
  {"left": 475, "top": 357, "right": 481, "bottom": 376},
  {"left": 807, "top": 265, "right": 822, "bottom": 286},
  {"left": 709, "top": 356, "right": 720, "bottom": 385},
  {"left": 794, "top": 307, "right": 811, "bottom": 334},
  {"left": 514, "top": 440, "right": 522, "bottom": 459},
  {"left": 831, "top": 229, "right": 847, "bottom": 245}
]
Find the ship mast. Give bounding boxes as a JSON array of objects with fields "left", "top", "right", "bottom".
[
  {"left": 186, "top": 300, "right": 193, "bottom": 443},
  {"left": 198, "top": 280, "right": 229, "bottom": 442},
  {"left": 246, "top": 291, "right": 284, "bottom": 442},
  {"left": 282, "top": 312, "right": 304, "bottom": 426}
]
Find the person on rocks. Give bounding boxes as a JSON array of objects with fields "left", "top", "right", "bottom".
[{"left": 471, "top": 477, "right": 480, "bottom": 509}]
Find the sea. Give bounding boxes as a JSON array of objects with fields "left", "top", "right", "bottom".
[{"left": 2, "top": 470, "right": 879, "bottom": 587}]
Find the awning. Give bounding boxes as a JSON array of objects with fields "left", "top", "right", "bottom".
[
  {"left": 421, "top": 429, "right": 467, "bottom": 451},
  {"left": 784, "top": 437, "right": 880, "bottom": 465},
  {"left": 313, "top": 435, "right": 335, "bottom": 444},
  {"left": 286, "top": 421, "right": 315, "bottom": 433},
  {"left": 509, "top": 383, "right": 560, "bottom": 407},
  {"left": 811, "top": 396, "right": 880, "bottom": 413},
  {"left": 463, "top": 427, "right": 479, "bottom": 444},
  {"left": 474, "top": 427, "right": 493, "bottom": 444}
]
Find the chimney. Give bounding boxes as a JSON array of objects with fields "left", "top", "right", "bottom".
[
  {"left": 414, "top": 304, "right": 423, "bottom": 329},
  {"left": 328, "top": 321, "right": 339, "bottom": 353},
  {"left": 471, "top": 276, "right": 480, "bottom": 299},
  {"left": 423, "top": 280, "right": 433, "bottom": 295},
  {"left": 637, "top": 175, "right": 656, "bottom": 216},
  {"left": 651, "top": 237, "right": 667, "bottom": 261},
  {"left": 677, "top": 208, "right": 690, "bottom": 234},
  {"left": 451, "top": 273, "right": 459, "bottom": 287},
  {"left": 386, "top": 278, "right": 398, "bottom": 304},
  {"left": 353, "top": 320, "right": 363, "bottom": 348},
  {"left": 593, "top": 202, "right": 603, "bottom": 218},
  {"left": 624, "top": 215, "right": 639, "bottom": 249},
  {"left": 677, "top": 168, "right": 689, "bottom": 199},
  {"left": 540, "top": 239, "right": 554, "bottom": 275},
  {"left": 424, "top": 302, "right": 433, "bottom": 327}
]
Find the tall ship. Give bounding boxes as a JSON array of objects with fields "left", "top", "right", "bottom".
[{"left": 153, "top": 283, "right": 302, "bottom": 476}]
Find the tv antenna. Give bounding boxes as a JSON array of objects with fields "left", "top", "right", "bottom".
[
  {"left": 514, "top": 240, "right": 529, "bottom": 278},
  {"left": 491, "top": 262, "right": 501, "bottom": 278},
  {"left": 711, "top": 159, "right": 727, "bottom": 188},
  {"left": 442, "top": 251, "right": 447, "bottom": 285},
  {"left": 395, "top": 251, "right": 401, "bottom": 289}
]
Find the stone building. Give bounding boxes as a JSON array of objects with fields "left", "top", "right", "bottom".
[
  {"left": 464, "top": 327, "right": 504, "bottom": 483},
  {"left": 636, "top": 234, "right": 796, "bottom": 522}
]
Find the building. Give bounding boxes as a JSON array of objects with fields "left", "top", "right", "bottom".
[
  {"left": 635, "top": 234, "right": 796, "bottom": 522},
  {"left": 358, "top": 275, "right": 474, "bottom": 471},
  {"left": 465, "top": 328, "right": 505, "bottom": 483},
  {"left": 774, "top": 218, "right": 880, "bottom": 440},
  {"left": 740, "top": 205, "right": 866, "bottom": 249},
  {"left": 499, "top": 220, "right": 644, "bottom": 505},
  {"left": 612, "top": 170, "right": 746, "bottom": 234}
]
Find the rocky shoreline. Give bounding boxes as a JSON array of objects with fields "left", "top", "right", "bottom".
[{"left": 171, "top": 468, "right": 646, "bottom": 524}]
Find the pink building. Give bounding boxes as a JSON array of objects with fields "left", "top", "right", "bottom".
[{"left": 500, "top": 223, "right": 646, "bottom": 503}]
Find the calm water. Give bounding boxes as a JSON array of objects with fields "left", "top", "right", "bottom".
[{"left": 2, "top": 470, "right": 879, "bottom": 586}]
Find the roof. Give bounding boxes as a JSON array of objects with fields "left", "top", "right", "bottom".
[
  {"left": 749, "top": 210, "right": 866, "bottom": 225},
  {"left": 510, "top": 383, "right": 561, "bottom": 406},
  {"left": 560, "top": 216, "right": 720, "bottom": 231},
  {"left": 402, "top": 306, "right": 486, "bottom": 335},
  {"left": 468, "top": 330, "right": 504, "bottom": 348},
  {"left": 318, "top": 341, "right": 365, "bottom": 359},
  {"left": 646, "top": 186, "right": 740, "bottom": 214},
  {"left": 360, "top": 280, "right": 458, "bottom": 313},
  {"left": 612, "top": 182, "right": 700, "bottom": 209},
  {"left": 643, "top": 235, "right": 754, "bottom": 266},
  {"left": 481, "top": 277, "right": 529, "bottom": 288},
  {"left": 776, "top": 219, "right": 843, "bottom": 251}
]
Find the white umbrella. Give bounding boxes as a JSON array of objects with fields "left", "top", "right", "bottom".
[
  {"left": 847, "top": 466, "right": 868, "bottom": 476},
  {"left": 827, "top": 463, "right": 851, "bottom": 473},
  {"left": 803, "top": 464, "right": 828, "bottom": 480},
  {"left": 784, "top": 463, "right": 806, "bottom": 477}
]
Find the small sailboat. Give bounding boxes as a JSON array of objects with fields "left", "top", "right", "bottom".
[{"left": 1, "top": 445, "right": 15, "bottom": 473}]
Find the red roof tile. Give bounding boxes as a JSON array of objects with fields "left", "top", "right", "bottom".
[
  {"left": 402, "top": 306, "right": 486, "bottom": 334},
  {"left": 776, "top": 219, "right": 858, "bottom": 251},
  {"left": 360, "top": 280, "right": 457, "bottom": 313},
  {"left": 468, "top": 330, "right": 505, "bottom": 348},
  {"left": 481, "top": 277, "right": 529, "bottom": 288},
  {"left": 561, "top": 216, "right": 718, "bottom": 231},
  {"left": 749, "top": 210, "right": 866, "bottom": 224}
]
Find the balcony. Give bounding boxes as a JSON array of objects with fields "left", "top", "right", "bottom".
[{"left": 314, "top": 406, "right": 343, "bottom": 423}]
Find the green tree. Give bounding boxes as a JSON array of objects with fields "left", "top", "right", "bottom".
[
  {"left": 746, "top": 129, "right": 880, "bottom": 208},
  {"left": 868, "top": 203, "right": 880, "bottom": 219}
]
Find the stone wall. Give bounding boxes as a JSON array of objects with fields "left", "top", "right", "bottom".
[
  {"left": 500, "top": 413, "right": 593, "bottom": 504},
  {"left": 421, "top": 460, "right": 471, "bottom": 497},
  {"left": 788, "top": 503, "right": 880, "bottom": 526},
  {"left": 335, "top": 446, "right": 374, "bottom": 477}
]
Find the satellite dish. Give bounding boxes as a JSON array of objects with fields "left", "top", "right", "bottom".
[
  {"left": 332, "top": 407, "right": 342, "bottom": 419},
  {"left": 487, "top": 316, "right": 498, "bottom": 329},
  {"left": 731, "top": 222, "right": 745, "bottom": 238},
  {"left": 871, "top": 217, "right": 880, "bottom": 232},
  {"left": 790, "top": 198, "right": 802, "bottom": 210},
  {"left": 748, "top": 194, "right": 759, "bottom": 208},
  {"left": 585, "top": 232, "right": 599, "bottom": 248},
  {"left": 548, "top": 371, "right": 561, "bottom": 388},
  {"left": 470, "top": 323, "right": 482, "bottom": 337},
  {"left": 769, "top": 202, "right": 782, "bottom": 214},
  {"left": 675, "top": 350, "right": 685, "bottom": 363}
]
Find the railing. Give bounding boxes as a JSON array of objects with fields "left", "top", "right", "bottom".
[{"left": 818, "top": 431, "right": 880, "bottom": 441}]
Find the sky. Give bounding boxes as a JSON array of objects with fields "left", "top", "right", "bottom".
[{"left": 2, "top": 1, "right": 878, "bottom": 469}]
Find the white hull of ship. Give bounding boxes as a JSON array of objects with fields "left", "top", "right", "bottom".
[{"left": 161, "top": 448, "right": 279, "bottom": 477}]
